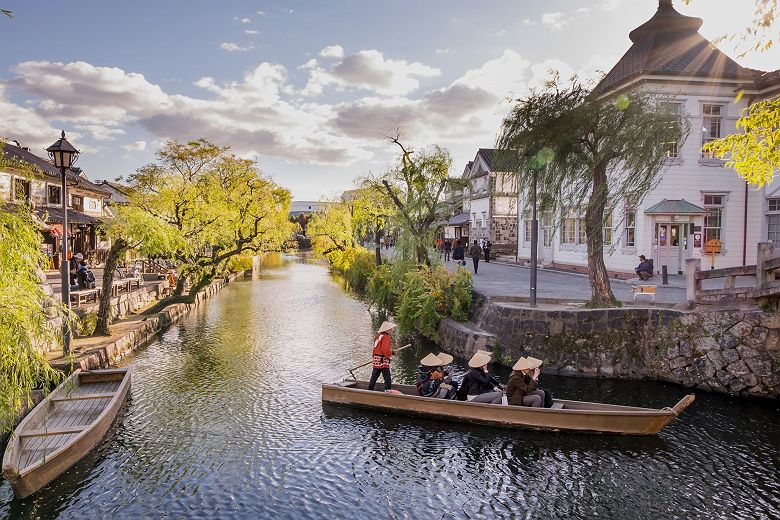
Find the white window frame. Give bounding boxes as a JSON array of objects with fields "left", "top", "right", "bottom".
[
  {"left": 702, "top": 192, "right": 727, "bottom": 246},
  {"left": 768, "top": 198, "right": 780, "bottom": 248},
  {"left": 660, "top": 101, "right": 682, "bottom": 159},
  {"left": 603, "top": 210, "right": 613, "bottom": 246},
  {"left": 623, "top": 197, "right": 637, "bottom": 250},
  {"left": 701, "top": 103, "right": 724, "bottom": 159}
]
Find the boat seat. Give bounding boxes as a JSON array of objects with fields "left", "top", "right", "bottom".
[
  {"left": 52, "top": 393, "right": 115, "bottom": 403},
  {"left": 19, "top": 426, "right": 86, "bottom": 438},
  {"left": 551, "top": 402, "right": 564, "bottom": 410}
]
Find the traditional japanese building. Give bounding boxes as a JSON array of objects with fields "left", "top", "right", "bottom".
[
  {"left": 517, "top": 0, "right": 780, "bottom": 275},
  {"left": 1, "top": 141, "right": 112, "bottom": 268}
]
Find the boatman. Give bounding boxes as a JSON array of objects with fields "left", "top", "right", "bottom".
[{"left": 368, "top": 321, "right": 397, "bottom": 391}]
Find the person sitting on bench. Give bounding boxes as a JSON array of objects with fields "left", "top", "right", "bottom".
[{"left": 635, "top": 255, "right": 654, "bottom": 280}]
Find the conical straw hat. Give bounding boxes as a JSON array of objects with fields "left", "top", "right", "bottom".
[
  {"left": 420, "top": 353, "right": 443, "bottom": 367},
  {"left": 437, "top": 353, "right": 454, "bottom": 365},
  {"left": 377, "top": 321, "right": 396, "bottom": 334},
  {"left": 513, "top": 356, "right": 543, "bottom": 371},
  {"left": 468, "top": 351, "right": 492, "bottom": 368}
]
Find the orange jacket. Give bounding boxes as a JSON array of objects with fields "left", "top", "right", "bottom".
[{"left": 372, "top": 333, "right": 392, "bottom": 368}]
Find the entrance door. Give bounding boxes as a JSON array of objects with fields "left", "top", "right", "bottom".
[
  {"left": 655, "top": 223, "right": 686, "bottom": 275},
  {"left": 540, "top": 214, "right": 553, "bottom": 264}
]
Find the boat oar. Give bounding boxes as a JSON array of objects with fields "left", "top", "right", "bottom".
[{"left": 347, "top": 344, "right": 412, "bottom": 380}]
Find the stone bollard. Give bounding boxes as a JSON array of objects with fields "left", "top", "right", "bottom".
[{"left": 756, "top": 242, "right": 775, "bottom": 289}]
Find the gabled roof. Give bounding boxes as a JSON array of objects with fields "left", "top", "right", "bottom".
[
  {"left": 33, "top": 206, "right": 102, "bottom": 224},
  {"left": 474, "top": 149, "right": 520, "bottom": 174},
  {"left": 644, "top": 199, "right": 708, "bottom": 215},
  {"left": 597, "top": 0, "right": 760, "bottom": 93},
  {"left": 447, "top": 213, "right": 470, "bottom": 225},
  {"left": 1, "top": 143, "right": 110, "bottom": 196},
  {"left": 99, "top": 180, "right": 131, "bottom": 204}
]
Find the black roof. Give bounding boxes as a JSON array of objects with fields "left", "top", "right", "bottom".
[
  {"left": 597, "top": 0, "right": 760, "bottom": 93},
  {"left": 34, "top": 206, "right": 102, "bottom": 225},
  {"left": 476, "top": 148, "right": 521, "bottom": 173},
  {"left": 1, "top": 142, "right": 110, "bottom": 197}
]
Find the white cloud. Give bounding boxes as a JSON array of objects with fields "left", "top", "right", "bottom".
[
  {"left": 541, "top": 12, "right": 568, "bottom": 30},
  {"left": 256, "top": 10, "right": 265, "bottom": 15},
  {"left": 522, "top": 18, "right": 536, "bottom": 26},
  {"left": 301, "top": 49, "right": 440, "bottom": 96},
  {"left": 122, "top": 140, "right": 146, "bottom": 151},
  {"left": 435, "top": 48, "right": 453, "bottom": 54},
  {"left": 319, "top": 45, "right": 344, "bottom": 58},
  {"left": 244, "top": 29, "right": 259, "bottom": 35},
  {"left": 220, "top": 42, "right": 252, "bottom": 52},
  {"left": 240, "top": 17, "right": 251, "bottom": 24}
]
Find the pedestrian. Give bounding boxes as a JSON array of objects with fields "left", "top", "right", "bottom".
[
  {"left": 452, "top": 240, "right": 465, "bottom": 266},
  {"left": 443, "top": 239, "right": 452, "bottom": 262},
  {"left": 69, "top": 252, "right": 83, "bottom": 286},
  {"left": 635, "top": 255, "right": 654, "bottom": 280},
  {"left": 368, "top": 321, "right": 397, "bottom": 391},
  {"left": 484, "top": 240, "right": 492, "bottom": 263},
  {"left": 469, "top": 240, "right": 482, "bottom": 274}
]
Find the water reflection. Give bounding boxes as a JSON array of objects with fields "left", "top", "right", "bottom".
[{"left": 1, "top": 254, "right": 778, "bottom": 519}]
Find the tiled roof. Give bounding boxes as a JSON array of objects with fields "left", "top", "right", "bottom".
[
  {"left": 447, "top": 213, "right": 470, "bottom": 225},
  {"left": 644, "top": 199, "right": 708, "bottom": 215},
  {"left": 597, "top": 1, "right": 760, "bottom": 93},
  {"left": 1, "top": 143, "right": 110, "bottom": 196},
  {"left": 98, "top": 180, "right": 131, "bottom": 204},
  {"left": 33, "top": 206, "right": 103, "bottom": 224},
  {"left": 476, "top": 148, "right": 521, "bottom": 173}
]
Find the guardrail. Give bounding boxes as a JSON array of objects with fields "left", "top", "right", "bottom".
[{"left": 686, "top": 242, "right": 780, "bottom": 304}]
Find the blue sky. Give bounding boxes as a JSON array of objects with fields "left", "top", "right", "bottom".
[{"left": 1, "top": 1, "right": 778, "bottom": 200}]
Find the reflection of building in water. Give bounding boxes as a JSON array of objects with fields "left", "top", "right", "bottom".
[
  {"left": 516, "top": 0, "right": 780, "bottom": 276},
  {"left": 1, "top": 141, "right": 112, "bottom": 268}
]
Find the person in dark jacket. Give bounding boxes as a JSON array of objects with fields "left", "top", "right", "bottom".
[
  {"left": 506, "top": 357, "right": 547, "bottom": 407},
  {"left": 443, "top": 240, "right": 452, "bottom": 262},
  {"left": 484, "top": 240, "right": 492, "bottom": 263},
  {"left": 635, "top": 255, "right": 654, "bottom": 280},
  {"left": 69, "top": 252, "right": 83, "bottom": 286},
  {"left": 452, "top": 240, "right": 465, "bottom": 264},
  {"left": 416, "top": 353, "right": 458, "bottom": 399},
  {"left": 460, "top": 351, "right": 503, "bottom": 404},
  {"left": 469, "top": 240, "right": 482, "bottom": 274}
]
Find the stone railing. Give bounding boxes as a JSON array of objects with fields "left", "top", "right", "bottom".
[{"left": 687, "top": 242, "right": 780, "bottom": 304}]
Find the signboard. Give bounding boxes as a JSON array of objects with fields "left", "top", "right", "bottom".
[
  {"left": 693, "top": 232, "right": 702, "bottom": 248},
  {"left": 705, "top": 239, "right": 722, "bottom": 254}
]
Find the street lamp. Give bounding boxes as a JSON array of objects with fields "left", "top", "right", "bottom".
[
  {"left": 523, "top": 152, "right": 541, "bottom": 308},
  {"left": 46, "top": 131, "right": 80, "bottom": 355}
]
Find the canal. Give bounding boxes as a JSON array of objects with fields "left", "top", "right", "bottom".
[{"left": 1, "top": 255, "right": 778, "bottom": 519}]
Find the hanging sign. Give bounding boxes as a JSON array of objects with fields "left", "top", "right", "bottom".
[
  {"left": 705, "top": 239, "right": 722, "bottom": 254},
  {"left": 693, "top": 232, "right": 702, "bottom": 248}
]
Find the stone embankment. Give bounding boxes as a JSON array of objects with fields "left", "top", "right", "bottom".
[
  {"left": 50, "top": 274, "right": 240, "bottom": 373},
  {"left": 439, "top": 294, "right": 780, "bottom": 399}
]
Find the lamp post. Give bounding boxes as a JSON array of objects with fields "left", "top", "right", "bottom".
[
  {"left": 46, "top": 131, "right": 80, "bottom": 355},
  {"left": 525, "top": 152, "right": 539, "bottom": 308}
]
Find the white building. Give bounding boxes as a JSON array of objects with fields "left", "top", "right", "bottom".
[{"left": 517, "top": 0, "right": 780, "bottom": 276}]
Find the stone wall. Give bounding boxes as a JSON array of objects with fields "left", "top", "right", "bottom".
[{"left": 439, "top": 296, "right": 780, "bottom": 399}]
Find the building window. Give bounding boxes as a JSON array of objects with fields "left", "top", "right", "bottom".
[
  {"left": 48, "top": 185, "right": 61, "bottom": 204},
  {"left": 72, "top": 195, "right": 84, "bottom": 212},
  {"left": 624, "top": 198, "right": 636, "bottom": 247},
  {"left": 12, "top": 177, "right": 31, "bottom": 201},
  {"left": 481, "top": 212, "right": 487, "bottom": 229},
  {"left": 577, "top": 217, "right": 587, "bottom": 245},
  {"left": 702, "top": 104, "right": 723, "bottom": 158},
  {"left": 661, "top": 102, "right": 682, "bottom": 158},
  {"left": 563, "top": 217, "right": 576, "bottom": 245},
  {"left": 768, "top": 198, "right": 780, "bottom": 247},
  {"left": 603, "top": 211, "right": 613, "bottom": 245},
  {"left": 703, "top": 194, "right": 725, "bottom": 243}
]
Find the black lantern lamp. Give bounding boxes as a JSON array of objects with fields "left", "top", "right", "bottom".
[{"left": 46, "top": 131, "right": 80, "bottom": 355}]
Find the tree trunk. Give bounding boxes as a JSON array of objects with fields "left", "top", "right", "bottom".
[
  {"left": 94, "top": 239, "right": 127, "bottom": 336},
  {"left": 173, "top": 274, "right": 186, "bottom": 296},
  {"left": 585, "top": 163, "right": 617, "bottom": 307},
  {"left": 374, "top": 228, "right": 383, "bottom": 266}
]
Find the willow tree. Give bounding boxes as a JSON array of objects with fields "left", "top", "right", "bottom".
[
  {"left": 126, "top": 139, "right": 293, "bottom": 307},
  {"left": 350, "top": 187, "right": 393, "bottom": 265},
  {"left": 308, "top": 202, "right": 356, "bottom": 260},
  {"left": 94, "top": 205, "right": 183, "bottom": 336},
  {"left": 0, "top": 208, "right": 63, "bottom": 431},
  {"left": 368, "top": 136, "right": 460, "bottom": 265},
  {"left": 497, "top": 80, "right": 688, "bottom": 306}
]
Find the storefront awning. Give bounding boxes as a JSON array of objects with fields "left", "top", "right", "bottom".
[
  {"left": 34, "top": 207, "right": 102, "bottom": 225},
  {"left": 447, "top": 213, "right": 470, "bottom": 226},
  {"left": 644, "top": 199, "right": 708, "bottom": 216}
]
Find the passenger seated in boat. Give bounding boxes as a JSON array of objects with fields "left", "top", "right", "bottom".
[
  {"left": 458, "top": 351, "right": 503, "bottom": 404},
  {"left": 506, "top": 357, "right": 546, "bottom": 408},
  {"left": 416, "top": 353, "right": 458, "bottom": 399}
]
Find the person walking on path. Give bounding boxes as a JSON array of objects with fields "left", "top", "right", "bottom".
[
  {"left": 452, "top": 240, "right": 465, "bottom": 266},
  {"left": 469, "top": 240, "right": 482, "bottom": 274},
  {"left": 368, "top": 321, "right": 397, "bottom": 391},
  {"left": 484, "top": 240, "right": 492, "bottom": 263},
  {"left": 443, "top": 240, "right": 452, "bottom": 262}
]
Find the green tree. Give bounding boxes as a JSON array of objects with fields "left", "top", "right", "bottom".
[
  {"left": 94, "top": 205, "right": 183, "bottom": 335},
  {"left": 350, "top": 187, "right": 393, "bottom": 266},
  {"left": 1, "top": 9, "right": 13, "bottom": 19},
  {"left": 308, "top": 202, "right": 356, "bottom": 260},
  {"left": 0, "top": 207, "right": 63, "bottom": 431},
  {"left": 367, "top": 136, "right": 460, "bottom": 265},
  {"left": 497, "top": 80, "right": 688, "bottom": 307},
  {"left": 126, "top": 139, "right": 293, "bottom": 307}
]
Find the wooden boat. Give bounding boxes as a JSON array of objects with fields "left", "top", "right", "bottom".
[
  {"left": 2, "top": 368, "right": 131, "bottom": 499},
  {"left": 322, "top": 380, "right": 695, "bottom": 435}
]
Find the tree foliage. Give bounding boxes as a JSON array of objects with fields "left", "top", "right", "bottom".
[
  {"left": 367, "top": 136, "right": 461, "bottom": 265},
  {"left": 497, "top": 79, "right": 689, "bottom": 306},
  {"left": 125, "top": 139, "right": 293, "bottom": 304},
  {"left": 702, "top": 96, "right": 779, "bottom": 187},
  {"left": 0, "top": 207, "right": 63, "bottom": 431}
]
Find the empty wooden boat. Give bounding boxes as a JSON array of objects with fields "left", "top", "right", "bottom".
[
  {"left": 322, "top": 381, "right": 694, "bottom": 435},
  {"left": 2, "top": 368, "right": 131, "bottom": 499}
]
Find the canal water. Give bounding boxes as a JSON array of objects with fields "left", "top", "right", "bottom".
[{"left": 1, "top": 255, "right": 778, "bottom": 519}]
